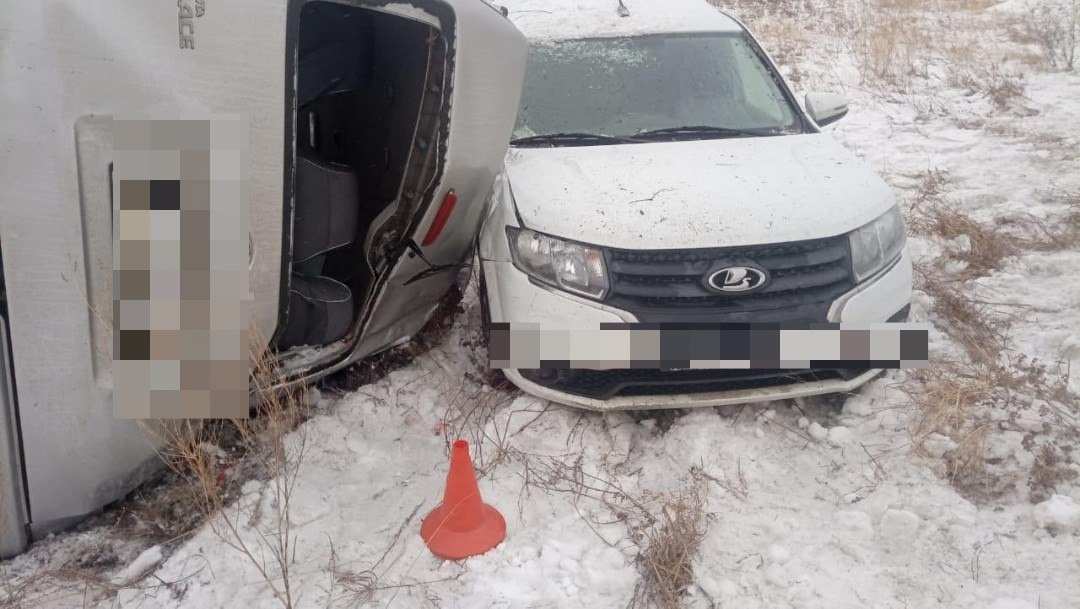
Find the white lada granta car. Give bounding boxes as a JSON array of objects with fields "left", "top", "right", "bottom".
[{"left": 478, "top": 0, "right": 912, "bottom": 411}]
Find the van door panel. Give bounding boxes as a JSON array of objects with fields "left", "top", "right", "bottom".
[{"left": 355, "top": 0, "right": 527, "bottom": 354}]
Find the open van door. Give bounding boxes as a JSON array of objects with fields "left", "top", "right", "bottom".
[
  {"left": 352, "top": 0, "right": 529, "bottom": 364},
  {"left": 277, "top": 0, "right": 527, "bottom": 380}
]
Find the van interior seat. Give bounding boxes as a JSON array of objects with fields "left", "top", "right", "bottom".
[
  {"left": 292, "top": 155, "right": 361, "bottom": 265},
  {"left": 279, "top": 273, "right": 354, "bottom": 348}
]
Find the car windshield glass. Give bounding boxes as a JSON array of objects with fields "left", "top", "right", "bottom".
[{"left": 512, "top": 33, "right": 802, "bottom": 145}]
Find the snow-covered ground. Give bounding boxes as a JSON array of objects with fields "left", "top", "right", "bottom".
[
  {"left": 103, "top": 324, "right": 1080, "bottom": 609},
  {"left": 4, "top": 1, "right": 1079, "bottom": 608}
]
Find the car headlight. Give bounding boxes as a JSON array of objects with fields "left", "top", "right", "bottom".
[
  {"left": 506, "top": 227, "right": 610, "bottom": 299},
  {"left": 849, "top": 206, "right": 906, "bottom": 282}
]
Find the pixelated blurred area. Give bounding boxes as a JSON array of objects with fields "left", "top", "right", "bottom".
[
  {"left": 488, "top": 322, "right": 929, "bottom": 370},
  {"left": 112, "top": 118, "right": 250, "bottom": 419}
]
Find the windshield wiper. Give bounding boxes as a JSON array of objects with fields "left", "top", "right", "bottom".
[
  {"left": 633, "top": 125, "right": 784, "bottom": 140},
  {"left": 510, "top": 132, "right": 642, "bottom": 147}
]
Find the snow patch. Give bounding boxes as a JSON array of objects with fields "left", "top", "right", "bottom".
[
  {"left": 827, "top": 426, "right": 853, "bottom": 446},
  {"left": 836, "top": 509, "right": 874, "bottom": 535},
  {"left": 922, "top": 433, "right": 958, "bottom": 458},
  {"left": 112, "top": 545, "right": 162, "bottom": 586},
  {"left": 879, "top": 509, "right": 921, "bottom": 545},
  {"left": 1033, "top": 495, "right": 1080, "bottom": 533}
]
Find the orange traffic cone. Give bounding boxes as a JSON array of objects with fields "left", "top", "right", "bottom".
[{"left": 420, "top": 440, "right": 506, "bottom": 560}]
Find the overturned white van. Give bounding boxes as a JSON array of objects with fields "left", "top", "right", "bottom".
[{"left": 0, "top": 0, "right": 526, "bottom": 556}]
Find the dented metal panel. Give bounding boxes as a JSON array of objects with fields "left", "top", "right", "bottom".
[{"left": 353, "top": 0, "right": 527, "bottom": 359}]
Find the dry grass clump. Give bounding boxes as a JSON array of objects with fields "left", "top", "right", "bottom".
[
  {"left": 207, "top": 343, "right": 308, "bottom": 609},
  {"left": 509, "top": 438, "right": 711, "bottom": 609},
  {"left": 724, "top": 0, "right": 914, "bottom": 89},
  {"left": 914, "top": 263, "right": 1012, "bottom": 360},
  {"left": 718, "top": 0, "right": 1042, "bottom": 112},
  {"left": 714, "top": 0, "right": 1076, "bottom": 507},
  {"left": 910, "top": 205, "right": 1020, "bottom": 278},
  {"left": 852, "top": 7, "right": 935, "bottom": 88},
  {"left": 947, "top": 61, "right": 1028, "bottom": 110},
  {"left": 951, "top": 0, "right": 1000, "bottom": 9},
  {"left": 323, "top": 504, "right": 455, "bottom": 607},
  {"left": 1007, "top": 191, "right": 1080, "bottom": 252},
  {"left": 1029, "top": 444, "right": 1080, "bottom": 503},
  {"left": 841, "top": 1, "right": 1005, "bottom": 93},
  {"left": 909, "top": 351, "right": 1078, "bottom": 502},
  {"left": 908, "top": 364, "right": 995, "bottom": 483},
  {"left": 1018, "top": 0, "right": 1079, "bottom": 70},
  {"left": 904, "top": 168, "right": 1018, "bottom": 280},
  {"left": 907, "top": 179, "right": 1080, "bottom": 281},
  {"left": 707, "top": 0, "right": 813, "bottom": 18},
  {"left": 138, "top": 337, "right": 311, "bottom": 609},
  {"left": 630, "top": 484, "right": 708, "bottom": 609},
  {"left": 904, "top": 172, "right": 1080, "bottom": 502},
  {"left": 515, "top": 449, "right": 656, "bottom": 534},
  {"left": 436, "top": 383, "right": 530, "bottom": 475},
  {"left": 909, "top": 257, "right": 1078, "bottom": 502},
  {"left": 0, "top": 333, "right": 316, "bottom": 609}
]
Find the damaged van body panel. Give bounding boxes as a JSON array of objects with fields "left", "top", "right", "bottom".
[
  {"left": 0, "top": 0, "right": 526, "bottom": 556},
  {"left": 277, "top": 0, "right": 527, "bottom": 383},
  {"left": 275, "top": 0, "right": 459, "bottom": 369}
]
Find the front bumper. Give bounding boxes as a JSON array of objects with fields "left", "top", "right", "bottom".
[
  {"left": 503, "top": 367, "right": 884, "bottom": 411},
  {"left": 480, "top": 214, "right": 912, "bottom": 410}
]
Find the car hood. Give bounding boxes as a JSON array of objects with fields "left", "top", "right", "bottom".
[{"left": 505, "top": 134, "right": 895, "bottom": 249}]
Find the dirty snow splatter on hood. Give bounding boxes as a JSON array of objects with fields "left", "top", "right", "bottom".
[{"left": 505, "top": 135, "right": 894, "bottom": 249}]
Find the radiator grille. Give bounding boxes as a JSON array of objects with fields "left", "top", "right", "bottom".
[{"left": 604, "top": 235, "right": 855, "bottom": 322}]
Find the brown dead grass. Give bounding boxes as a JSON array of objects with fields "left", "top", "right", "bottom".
[
  {"left": 858, "top": 10, "right": 935, "bottom": 87},
  {"left": 947, "top": 61, "right": 1028, "bottom": 110},
  {"left": 907, "top": 364, "right": 994, "bottom": 483},
  {"left": 509, "top": 437, "right": 711, "bottom": 609},
  {"left": 1009, "top": 192, "right": 1080, "bottom": 251},
  {"left": 717, "top": 0, "right": 1041, "bottom": 109},
  {"left": 909, "top": 352, "right": 1078, "bottom": 503},
  {"left": 907, "top": 180, "right": 1080, "bottom": 281},
  {"left": 913, "top": 263, "right": 1011, "bottom": 360},
  {"left": 631, "top": 484, "right": 708, "bottom": 609},
  {"left": 909, "top": 253, "right": 1078, "bottom": 502},
  {"left": 1029, "top": 444, "right": 1080, "bottom": 503},
  {"left": 909, "top": 205, "right": 1020, "bottom": 279},
  {"left": 133, "top": 333, "right": 311, "bottom": 609},
  {"left": 903, "top": 169, "right": 1080, "bottom": 502},
  {"left": 1017, "top": 0, "right": 1080, "bottom": 70}
]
